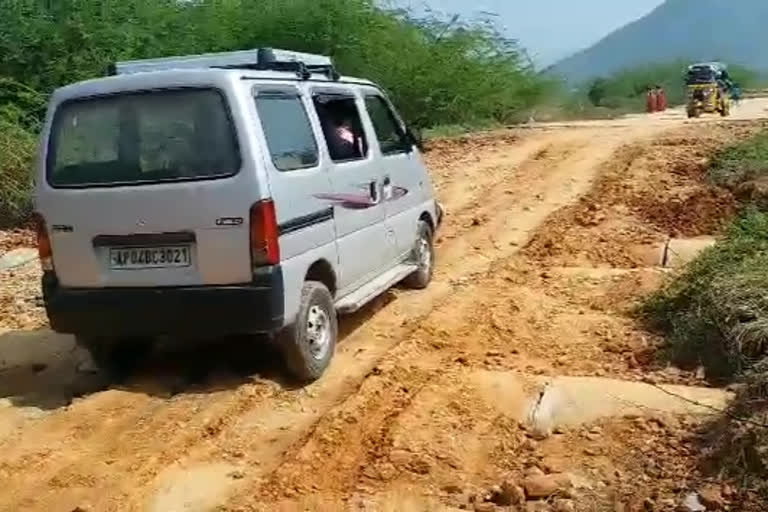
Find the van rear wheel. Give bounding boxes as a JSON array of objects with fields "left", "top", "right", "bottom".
[
  {"left": 279, "top": 281, "right": 337, "bottom": 382},
  {"left": 75, "top": 336, "right": 153, "bottom": 380}
]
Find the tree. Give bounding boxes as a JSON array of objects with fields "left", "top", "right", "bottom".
[{"left": 587, "top": 78, "right": 608, "bottom": 106}]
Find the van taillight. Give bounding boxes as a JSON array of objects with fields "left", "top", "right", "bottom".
[
  {"left": 34, "top": 213, "right": 54, "bottom": 272},
  {"left": 250, "top": 200, "right": 280, "bottom": 267}
]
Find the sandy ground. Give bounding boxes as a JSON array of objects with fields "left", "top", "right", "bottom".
[{"left": 2, "top": 100, "right": 768, "bottom": 512}]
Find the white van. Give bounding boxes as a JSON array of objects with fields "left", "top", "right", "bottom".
[{"left": 35, "top": 49, "right": 442, "bottom": 381}]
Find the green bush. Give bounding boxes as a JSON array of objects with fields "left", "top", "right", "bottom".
[
  {"left": 641, "top": 134, "right": 768, "bottom": 497},
  {"left": 573, "top": 61, "right": 761, "bottom": 113},
  {"left": 0, "top": 0, "right": 551, "bottom": 129},
  {"left": 0, "top": 77, "right": 46, "bottom": 131},
  {"left": 704, "top": 357, "right": 768, "bottom": 503},
  {"left": 0, "top": 77, "right": 44, "bottom": 226},
  {"left": 0, "top": 119, "right": 36, "bottom": 227},
  {"left": 0, "top": 0, "right": 558, "bottom": 228},
  {"left": 709, "top": 131, "right": 768, "bottom": 189},
  {"left": 641, "top": 209, "right": 768, "bottom": 379}
]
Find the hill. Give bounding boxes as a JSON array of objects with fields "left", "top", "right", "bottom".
[{"left": 551, "top": 0, "right": 768, "bottom": 83}]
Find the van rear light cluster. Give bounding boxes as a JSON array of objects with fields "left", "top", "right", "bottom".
[
  {"left": 33, "top": 213, "right": 54, "bottom": 272},
  {"left": 250, "top": 200, "right": 280, "bottom": 267}
]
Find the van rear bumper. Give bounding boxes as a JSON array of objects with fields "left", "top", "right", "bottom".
[{"left": 42, "top": 267, "right": 285, "bottom": 337}]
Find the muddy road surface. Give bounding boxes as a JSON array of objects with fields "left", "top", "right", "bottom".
[{"left": 2, "top": 101, "right": 768, "bottom": 511}]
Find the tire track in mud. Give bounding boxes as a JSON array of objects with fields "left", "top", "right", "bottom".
[
  {"left": 219, "top": 127, "right": 657, "bottom": 510},
  {"left": 0, "top": 130, "right": 567, "bottom": 512},
  {"left": 151, "top": 133, "right": 596, "bottom": 510},
  {"left": 220, "top": 125, "right": 733, "bottom": 510},
  {"left": 0, "top": 123, "right": 667, "bottom": 512},
  {"left": 241, "top": 121, "right": 768, "bottom": 512},
  {"left": 0, "top": 389, "right": 272, "bottom": 511}
]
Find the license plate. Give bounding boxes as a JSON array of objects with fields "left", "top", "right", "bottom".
[{"left": 109, "top": 246, "right": 192, "bottom": 270}]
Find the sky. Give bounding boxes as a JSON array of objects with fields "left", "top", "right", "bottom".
[{"left": 392, "top": 0, "right": 666, "bottom": 68}]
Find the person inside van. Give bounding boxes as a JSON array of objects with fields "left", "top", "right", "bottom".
[
  {"left": 332, "top": 114, "right": 364, "bottom": 160},
  {"left": 315, "top": 97, "right": 367, "bottom": 162}
]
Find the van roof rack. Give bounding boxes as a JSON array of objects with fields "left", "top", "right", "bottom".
[{"left": 109, "top": 48, "right": 340, "bottom": 80}]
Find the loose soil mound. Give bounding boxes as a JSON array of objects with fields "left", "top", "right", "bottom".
[{"left": 525, "top": 124, "right": 765, "bottom": 268}]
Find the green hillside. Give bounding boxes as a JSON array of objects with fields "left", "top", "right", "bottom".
[{"left": 552, "top": 0, "right": 768, "bottom": 83}]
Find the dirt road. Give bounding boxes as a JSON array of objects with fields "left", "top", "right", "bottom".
[{"left": 2, "top": 101, "right": 768, "bottom": 512}]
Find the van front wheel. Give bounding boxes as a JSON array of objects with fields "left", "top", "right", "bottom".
[
  {"left": 403, "top": 220, "right": 435, "bottom": 289},
  {"left": 279, "top": 281, "right": 338, "bottom": 382}
]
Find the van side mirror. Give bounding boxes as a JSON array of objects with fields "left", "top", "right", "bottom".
[{"left": 405, "top": 127, "right": 424, "bottom": 151}]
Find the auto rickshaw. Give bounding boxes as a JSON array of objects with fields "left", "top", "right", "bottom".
[{"left": 686, "top": 62, "right": 732, "bottom": 118}]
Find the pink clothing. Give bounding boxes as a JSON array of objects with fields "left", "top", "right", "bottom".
[{"left": 336, "top": 126, "right": 355, "bottom": 145}]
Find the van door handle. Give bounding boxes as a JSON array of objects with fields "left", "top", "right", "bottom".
[
  {"left": 382, "top": 176, "right": 393, "bottom": 202},
  {"left": 368, "top": 180, "right": 379, "bottom": 202}
]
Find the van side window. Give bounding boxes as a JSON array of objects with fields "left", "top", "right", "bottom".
[
  {"left": 313, "top": 95, "right": 368, "bottom": 162},
  {"left": 255, "top": 92, "right": 319, "bottom": 171},
  {"left": 364, "top": 95, "right": 409, "bottom": 155}
]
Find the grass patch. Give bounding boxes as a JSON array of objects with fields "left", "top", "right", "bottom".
[
  {"left": 641, "top": 133, "right": 768, "bottom": 503},
  {"left": 424, "top": 120, "right": 506, "bottom": 139},
  {"left": 709, "top": 131, "right": 768, "bottom": 189},
  {"left": 643, "top": 130, "right": 768, "bottom": 379},
  {"left": 642, "top": 209, "right": 768, "bottom": 379},
  {"left": 703, "top": 361, "right": 768, "bottom": 502},
  {"left": 0, "top": 119, "right": 36, "bottom": 227}
]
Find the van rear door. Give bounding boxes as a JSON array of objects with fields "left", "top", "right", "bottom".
[{"left": 40, "top": 88, "right": 255, "bottom": 288}]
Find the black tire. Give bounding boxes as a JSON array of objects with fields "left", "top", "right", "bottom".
[
  {"left": 75, "top": 336, "right": 153, "bottom": 380},
  {"left": 403, "top": 220, "right": 435, "bottom": 290},
  {"left": 279, "top": 281, "right": 338, "bottom": 382}
]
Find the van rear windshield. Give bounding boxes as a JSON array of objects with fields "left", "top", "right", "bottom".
[{"left": 47, "top": 88, "right": 240, "bottom": 187}]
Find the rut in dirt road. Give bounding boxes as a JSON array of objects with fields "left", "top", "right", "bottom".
[
  {"left": 1, "top": 102, "right": 768, "bottom": 512},
  {"left": 222, "top": 122, "right": 752, "bottom": 512},
  {"left": 0, "top": 124, "right": 640, "bottom": 511}
]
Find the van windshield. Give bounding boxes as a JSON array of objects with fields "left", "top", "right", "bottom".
[{"left": 47, "top": 88, "right": 240, "bottom": 187}]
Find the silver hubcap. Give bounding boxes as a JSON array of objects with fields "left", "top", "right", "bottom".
[
  {"left": 417, "top": 236, "right": 432, "bottom": 271},
  {"left": 306, "top": 305, "right": 331, "bottom": 361}
]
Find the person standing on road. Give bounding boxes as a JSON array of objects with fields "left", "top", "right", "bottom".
[
  {"left": 731, "top": 84, "right": 742, "bottom": 106},
  {"left": 656, "top": 85, "right": 667, "bottom": 112},
  {"left": 646, "top": 87, "right": 658, "bottom": 113}
]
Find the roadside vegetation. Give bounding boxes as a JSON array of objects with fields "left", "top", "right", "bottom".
[
  {"left": 0, "top": 119, "right": 37, "bottom": 227},
  {"left": 0, "top": 2, "right": 765, "bottom": 228},
  {"left": 641, "top": 131, "right": 768, "bottom": 498},
  {"left": 643, "top": 208, "right": 768, "bottom": 378},
  {"left": 558, "top": 61, "right": 761, "bottom": 119},
  {"left": 0, "top": 0, "right": 557, "bottom": 227},
  {"left": 709, "top": 130, "right": 768, "bottom": 190}
]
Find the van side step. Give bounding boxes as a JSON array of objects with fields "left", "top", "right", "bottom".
[{"left": 335, "top": 264, "right": 417, "bottom": 314}]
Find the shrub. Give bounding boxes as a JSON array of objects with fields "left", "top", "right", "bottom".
[
  {"left": 709, "top": 131, "right": 768, "bottom": 189},
  {"left": 703, "top": 360, "right": 768, "bottom": 503},
  {"left": 0, "top": 0, "right": 558, "bottom": 228},
  {"left": 641, "top": 208, "right": 768, "bottom": 379},
  {"left": 0, "top": 119, "right": 36, "bottom": 227},
  {"left": 572, "top": 61, "right": 761, "bottom": 113},
  {"left": 0, "top": 0, "right": 551, "bottom": 129}
]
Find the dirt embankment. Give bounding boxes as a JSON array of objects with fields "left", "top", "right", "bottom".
[{"left": 1, "top": 107, "right": 768, "bottom": 511}]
